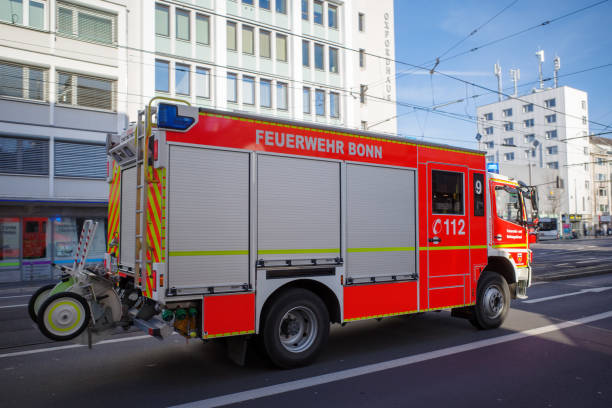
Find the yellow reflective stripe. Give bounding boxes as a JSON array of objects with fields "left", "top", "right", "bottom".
[
  {"left": 258, "top": 248, "right": 339, "bottom": 255},
  {"left": 493, "top": 244, "right": 528, "bottom": 248},
  {"left": 344, "top": 303, "right": 476, "bottom": 322},
  {"left": 203, "top": 329, "right": 255, "bottom": 339},
  {"left": 419, "top": 245, "right": 487, "bottom": 251},
  {"left": 491, "top": 178, "right": 519, "bottom": 186},
  {"left": 170, "top": 250, "right": 248, "bottom": 256},
  {"left": 348, "top": 247, "right": 415, "bottom": 253}
]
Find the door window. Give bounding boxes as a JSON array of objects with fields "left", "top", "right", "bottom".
[
  {"left": 432, "top": 170, "right": 464, "bottom": 215},
  {"left": 495, "top": 185, "right": 521, "bottom": 224}
]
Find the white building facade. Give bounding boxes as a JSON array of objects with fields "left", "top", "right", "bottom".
[
  {"left": 126, "top": 0, "right": 397, "bottom": 134},
  {"left": 589, "top": 136, "right": 612, "bottom": 233},
  {"left": 476, "top": 86, "right": 592, "bottom": 233}
]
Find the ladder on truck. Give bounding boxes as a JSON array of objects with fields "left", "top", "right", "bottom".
[{"left": 133, "top": 97, "right": 191, "bottom": 293}]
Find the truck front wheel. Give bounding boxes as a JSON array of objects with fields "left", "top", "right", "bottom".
[
  {"left": 261, "top": 288, "right": 329, "bottom": 368},
  {"left": 472, "top": 272, "right": 510, "bottom": 330}
]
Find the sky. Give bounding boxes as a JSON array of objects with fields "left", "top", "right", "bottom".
[{"left": 382, "top": 0, "right": 612, "bottom": 150}]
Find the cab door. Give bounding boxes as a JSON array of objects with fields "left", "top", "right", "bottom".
[
  {"left": 490, "top": 181, "right": 528, "bottom": 266},
  {"left": 426, "top": 164, "right": 470, "bottom": 309}
]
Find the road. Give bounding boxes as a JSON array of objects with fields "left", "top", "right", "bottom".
[
  {"left": 531, "top": 237, "right": 612, "bottom": 280},
  {"left": 1, "top": 273, "right": 611, "bottom": 408}
]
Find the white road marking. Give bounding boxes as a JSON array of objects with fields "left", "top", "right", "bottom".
[
  {"left": 0, "top": 335, "right": 151, "bottom": 359},
  {"left": 0, "top": 304, "right": 27, "bottom": 309},
  {"left": 576, "top": 259, "right": 599, "bottom": 264},
  {"left": 0, "top": 295, "right": 31, "bottom": 299},
  {"left": 169, "top": 310, "right": 612, "bottom": 408},
  {"left": 554, "top": 263, "right": 570, "bottom": 266},
  {"left": 529, "top": 282, "right": 548, "bottom": 286},
  {"left": 523, "top": 287, "right": 612, "bottom": 304}
]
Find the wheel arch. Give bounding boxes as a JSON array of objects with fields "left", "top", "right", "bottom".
[
  {"left": 259, "top": 279, "right": 341, "bottom": 331},
  {"left": 484, "top": 256, "right": 517, "bottom": 285}
]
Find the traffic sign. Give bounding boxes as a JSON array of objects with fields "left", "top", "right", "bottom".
[{"left": 486, "top": 162, "right": 499, "bottom": 174}]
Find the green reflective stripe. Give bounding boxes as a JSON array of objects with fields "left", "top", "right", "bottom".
[
  {"left": 170, "top": 250, "right": 249, "bottom": 257},
  {"left": 348, "top": 247, "right": 415, "bottom": 253},
  {"left": 258, "top": 248, "right": 339, "bottom": 255},
  {"left": 0, "top": 261, "right": 20, "bottom": 267},
  {"left": 419, "top": 245, "right": 487, "bottom": 251}
]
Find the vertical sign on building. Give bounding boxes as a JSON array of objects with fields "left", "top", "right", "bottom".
[{"left": 384, "top": 12, "right": 392, "bottom": 101}]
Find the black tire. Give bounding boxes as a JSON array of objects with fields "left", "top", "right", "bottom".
[
  {"left": 261, "top": 288, "right": 329, "bottom": 368},
  {"left": 37, "top": 292, "right": 91, "bottom": 341},
  {"left": 27, "top": 284, "right": 56, "bottom": 323},
  {"left": 472, "top": 272, "right": 511, "bottom": 330}
]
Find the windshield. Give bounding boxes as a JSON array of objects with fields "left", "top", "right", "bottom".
[
  {"left": 495, "top": 185, "right": 523, "bottom": 224},
  {"left": 539, "top": 219, "right": 558, "bottom": 231}
]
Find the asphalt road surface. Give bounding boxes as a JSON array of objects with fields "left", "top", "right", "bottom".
[
  {"left": 1, "top": 273, "right": 611, "bottom": 408},
  {"left": 531, "top": 237, "right": 612, "bottom": 280}
]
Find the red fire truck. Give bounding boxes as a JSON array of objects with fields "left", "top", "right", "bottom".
[{"left": 31, "top": 100, "right": 538, "bottom": 368}]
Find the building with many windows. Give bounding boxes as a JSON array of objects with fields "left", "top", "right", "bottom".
[
  {"left": 0, "top": 0, "right": 397, "bottom": 282},
  {"left": 0, "top": 0, "right": 128, "bottom": 282},
  {"left": 589, "top": 136, "right": 612, "bottom": 233},
  {"left": 476, "top": 86, "right": 592, "bottom": 233}
]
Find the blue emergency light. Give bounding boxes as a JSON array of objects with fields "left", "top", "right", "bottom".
[{"left": 157, "top": 103, "right": 195, "bottom": 130}]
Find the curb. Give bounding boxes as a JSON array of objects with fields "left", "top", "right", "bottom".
[{"left": 534, "top": 267, "right": 612, "bottom": 282}]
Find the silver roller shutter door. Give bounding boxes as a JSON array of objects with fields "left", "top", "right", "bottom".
[
  {"left": 258, "top": 155, "right": 341, "bottom": 261},
  {"left": 168, "top": 146, "right": 250, "bottom": 289},
  {"left": 347, "top": 164, "right": 416, "bottom": 281},
  {"left": 120, "top": 167, "right": 137, "bottom": 268}
]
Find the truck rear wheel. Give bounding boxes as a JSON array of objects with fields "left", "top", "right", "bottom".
[
  {"left": 472, "top": 272, "right": 510, "bottom": 330},
  {"left": 28, "top": 284, "right": 56, "bottom": 323},
  {"left": 37, "top": 292, "right": 91, "bottom": 341},
  {"left": 261, "top": 288, "right": 329, "bottom": 368}
]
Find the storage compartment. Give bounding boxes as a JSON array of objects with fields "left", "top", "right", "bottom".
[{"left": 119, "top": 166, "right": 137, "bottom": 268}]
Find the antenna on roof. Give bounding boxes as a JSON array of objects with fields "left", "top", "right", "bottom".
[
  {"left": 494, "top": 62, "right": 502, "bottom": 101},
  {"left": 553, "top": 56, "right": 561, "bottom": 88},
  {"left": 510, "top": 68, "right": 520, "bottom": 97},
  {"left": 535, "top": 49, "right": 545, "bottom": 89}
]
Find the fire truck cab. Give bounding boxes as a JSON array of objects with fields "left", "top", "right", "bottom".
[{"left": 31, "top": 100, "right": 537, "bottom": 368}]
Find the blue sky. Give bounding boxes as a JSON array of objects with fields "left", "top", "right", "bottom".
[{"left": 386, "top": 0, "right": 612, "bottom": 149}]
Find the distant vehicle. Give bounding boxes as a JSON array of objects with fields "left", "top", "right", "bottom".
[{"left": 538, "top": 218, "right": 560, "bottom": 240}]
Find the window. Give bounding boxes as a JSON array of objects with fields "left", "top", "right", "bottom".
[
  {"left": 277, "top": 82, "right": 288, "bottom": 110},
  {"left": 303, "top": 87, "right": 311, "bottom": 114},
  {"left": 276, "top": 34, "right": 287, "bottom": 62},
  {"left": 302, "top": 40, "right": 310, "bottom": 66},
  {"left": 227, "top": 72, "right": 237, "bottom": 102},
  {"left": 546, "top": 146, "right": 558, "bottom": 155},
  {"left": 432, "top": 170, "right": 464, "bottom": 215},
  {"left": 358, "top": 12, "right": 365, "bottom": 32},
  {"left": 504, "top": 152, "right": 514, "bottom": 161},
  {"left": 29, "top": 1, "right": 44, "bottom": 29},
  {"left": 275, "top": 0, "right": 287, "bottom": 14},
  {"left": 155, "top": 60, "right": 169, "bottom": 92},
  {"left": 484, "top": 112, "right": 493, "bottom": 121},
  {"left": 1, "top": 0, "right": 23, "bottom": 24},
  {"left": 57, "top": 71, "right": 114, "bottom": 111},
  {"left": 315, "top": 89, "right": 325, "bottom": 116},
  {"left": 260, "top": 30, "right": 271, "bottom": 58},
  {"left": 260, "top": 79, "right": 272, "bottom": 108},
  {"left": 195, "top": 67, "right": 210, "bottom": 99},
  {"left": 0, "top": 136, "right": 49, "bottom": 175},
  {"left": 360, "top": 84, "right": 367, "bottom": 104},
  {"left": 301, "top": 0, "right": 308, "bottom": 20},
  {"left": 582, "top": 116, "right": 587, "bottom": 125},
  {"left": 57, "top": 1, "right": 116, "bottom": 45},
  {"left": 176, "top": 8, "right": 190, "bottom": 41},
  {"left": 0, "top": 61, "right": 46, "bottom": 101},
  {"left": 227, "top": 22, "right": 237, "bottom": 51},
  {"left": 585, "top": 181, "right": 589, "bottom": 189},
  {"left": 495, "top": 185, "right": 520, "bottom": 224},
  {"left": 329, "top": 47, "right": 338, "bottom": 73},
  {"left": 524, "top": 134, "right": 535, "bottom": 143},
  {"left": 359, "top": 49, "right": 365, "bottom": 68},
  {"left": 328, "top": 4, "right": 338, "bottom": 28},
  {"left": 155, "top": 3, "right": 169, "bottom": 36},
  {"left": 546, "top": 162, "right": 558, "bottom": 169},
  {"left": 545, "top": 114, "right": 556, "bottom": 123},
  {"left": 545, "top": 130, "right": 557, "bottom": 139},
  {"left": 330, "top": 92, "right": 339, "bottom": 118},
  {"left": 242, "top": 0, "right": 254, "bottom": 4},
  {"left": 597, "top": 157, "right": 605, "bottom": 164},
  {"left": 175, "top": 63, "right": 190, "bottom": 95},
  {"left": 581, "top": 100, "right": 587, "bottom": 110},
  {"left": 313, "top": 0, "right": 323, "bottom": 24},
  {"left": 242, "top": 25, "right": 254, "bottom": 55},
  {"left": 55, "top": 141, "right": 105, "bottom": 178},
  {"left": 259, "top": 0, "right": 270, "bottom": 9},
  {"left": 524, "top": 118, "right": 534, "bottom": 128},
  {"left": 584, "top": 147, "right": 589, "bottom": 155},
  {"left": 242, "top": 76, "right": 255, "bottom": 105},
  {"left": 502, "top": 108, "right": 512, "bottom": 117},
  {"left": 486, "top": 155, "right": 495, "bottom": 162},
  {"left": 484, "top": 126, "right": 493, "bottom": 135},
  {"left": 314, "top": 43, "right": 324, "bottom": 69},
  {"left": 523, "top": 103, "right": 533, "bottom": 113},
  {"left": 601, "top": 204, "right": 610, "bottom": 212},
  {"left": 196, "top": 14, "right": 210, "bottom": 45},
  {"left": 544, "top": 98, "right": 556, "bottom": 108},
  {"left": 361, "top": 121, "right": 367, "bottom": 130},
  {"left": 599, "top": 188, "right": 607, "bottom": 197},
  {"left": 597, "top": 173, "right": 605, "bottom": 181},
  {"left": 485, "top": 141, "right": 494, "bottom": 149},
  {"left": 504, "top": 122, "right": 513, "bottom": 131}
]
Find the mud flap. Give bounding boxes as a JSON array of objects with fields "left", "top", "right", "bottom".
[{"left": 226, "top": 336, "right": 249, "bottom": 367}]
